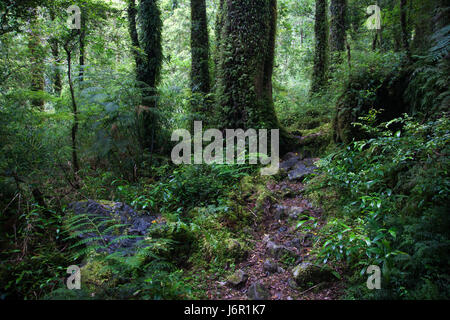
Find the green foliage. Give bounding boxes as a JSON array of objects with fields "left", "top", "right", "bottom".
[
  {"left": 307, "top": 114, "right": 450, "bottom": 299},
  {"left": 0, "top": 206, "right": 68, "bottom": 300},
  {"left": 115, "top": 163, "right": 252, "bottom": 216}
]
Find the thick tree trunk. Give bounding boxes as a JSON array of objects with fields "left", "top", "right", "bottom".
[
  {"left": 311, "top": 0, "right": 329, "bottom": 93},
  {"left": 329, "top": 0, "right": 346, "bottom": 52},
  {"left": 190, "top": 0, "right": 210, "bottom": 95},
  {"left": 138, "top": 0, "right": 162, "bottom": 105},
  {"left": 215, "top": 0, "right": 293, "bottom": 151},
  {"left": 137, "top": 0, "right": 163, "bottom": 152}
]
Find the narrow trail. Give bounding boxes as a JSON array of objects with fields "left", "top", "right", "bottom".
[{"left": 206, "top": 149, "right": 345, "bottom": 300}]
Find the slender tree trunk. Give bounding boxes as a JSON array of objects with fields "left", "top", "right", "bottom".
[
  {"left": 372, "top": 31, "right": 378, "bottom": 51},
  {"left": 190, "top": 0, "right": 210, "bottom": 96},
  {"left": 49, "top": 9, "right": 62, "bottom": 96},
  {"left": 127, "top": 0, "right": 142, "bottom": 71},
  {"left": 64, "top": 45, "right": 80, "bottom": 188},
  {"left": 28, "top": 8, "right": 45, "bottom": 109},
  {"left": 79, "top": 8, "right": 86, "bottom": 83},
  {"left": 50, "top": 40, "right": 62, "bottom": 95},
  {"left": 213, "top": 0, "right": 225, "bottom": 81},
  {"left": 311, "top": 0, "right": 329, "bottom": 93},
  {"left": 300, "top": 27, "right": 304, "bottom": 47},
  {"left": 400, "top": 0, "right": 411, "bottom": 59}
]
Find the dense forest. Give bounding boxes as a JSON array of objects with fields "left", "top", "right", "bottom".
[{"left": 0, "top": 0, "right": 448, "bottom": 301}]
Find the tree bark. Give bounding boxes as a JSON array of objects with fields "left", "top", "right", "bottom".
[
  {"left": 329, "top": 0, "right": 346, "bottom": 52},
  {"left": 49, "top": 8, "right": 62, "bottom": 96},
  {"left": 190, "top": 0, "right": 210, "bottom": 95},
  {"left": 400, "top": 0, "right": 411, "bottom": 59},
  {"left": 127, "top": 0, "right": 143, "bottom": 72},
  {"left": 28, "top": 8, "right": 45, "bottom": 109},
  {"left": 215, "top": 0, "right": 293, "bottom": 151},
  {"left": 311, "top": 0, "right": 329, "bottom": 93},
  {"left": 64, "top": 44, "right": 80, "bottom": 188},
  {"left": 137, "top": 0, "right": 163, "bottom": 152}
]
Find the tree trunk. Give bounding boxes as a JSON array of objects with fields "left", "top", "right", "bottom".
[
  {"left": 64, "top": 45, "right": 80, "bottom": 188},
  {"left": 190, "top": 0, "right": 210, "bottom": 96},
  {"left": 28, "top": 8, "right": 45, "bottom": 109},
  {"left": 215, "top": 0, "right": 292, "bottom": 151},
  {"left": 137, "top": 0, "right": 163, "bottom": 152},
  {"left": 49, "top": 9, "right": 62, "bottom": 96},
  {"left": 311, "top": 0, "right": 329, "bottom": 93},
  {"left": 329, "top": 0, "right": 346, "bottom": 52},
  {"left": 127, "top": 0, "right": 143, "bottom": 72},
  {"left": 400, "top": 0, "right": 411, "bottom": 59},
  {"left": 79, "top": 20, "right": 85, "bottom": 83}
]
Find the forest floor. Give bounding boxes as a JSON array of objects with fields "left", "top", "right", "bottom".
[{"left": 204, "top": 150, "right": 345, "bottom": 300}]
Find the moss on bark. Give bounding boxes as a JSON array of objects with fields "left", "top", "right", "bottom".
[
  {"left": 311, "top": 0, "right": 329, "bottom": 94},
  {"left": 215, "top": 0, "right": 294, "bottom": 153}
]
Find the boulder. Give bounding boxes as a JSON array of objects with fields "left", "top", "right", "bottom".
[
  {"left": 67, "top": 200, "right": 158, "bottom": 255},
  {"left": 291, "top": 262, "right": 336, "bottom": 288},
  {"left": 225, "top": 239, "right": 248, "bottom": 261},
  {"left": 226, "top": 269, "right": 248, "bottom": 288},
  {"left": 287, "top": 160, "right": 318, "bottom": 181},
  {"left": 266, "top": 241, "right": 296, "bottom": 259},
  {"left": 263, "top": 259, "right": 279, "bottom": 274}
]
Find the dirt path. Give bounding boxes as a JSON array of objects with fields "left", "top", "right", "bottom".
[{"left": 205, "top": 152, "right": 344, "bottom": 300}]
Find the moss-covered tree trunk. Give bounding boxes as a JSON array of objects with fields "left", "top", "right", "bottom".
[
  {"left": 137, "top": 0, "right": 163, "bottom": 152},
  {"left": 127, "top": 0, "right": 143, "bottom": 73},
  {"left": 329, "top": 0, "right": 346, "bottom": 53},
  {"left": 79, "top": 5, "right": 86, "bottom": 84},
  {"left": 400, "top": 0, "right": 411, "bottom": 59},
  {"left": 311, "top": 0, "right": 329, "bottom": 94},
  {"left": 138, "top": 0, "right": 162, "bottom": 104},
  {"left": 28, "top": 8, "right": 45, "bottom": 109},
  {"left": 215, "top": 0, "right": 292, "bottom": 151},
  {"left": 49, "top": 8, "right": 62, "bottom": 96},
  {"left": 190, "top": 0, "right": 210, "bottom": 95}
]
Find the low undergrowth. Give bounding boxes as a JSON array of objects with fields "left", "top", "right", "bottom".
[{"left": 305, "top": 114, "right": 450, "bottom": 299}]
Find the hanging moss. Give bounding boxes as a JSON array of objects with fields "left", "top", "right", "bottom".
[
  {"left": 311, "top": 0, "right": 329, "bottom": 94},
  {"left": 215, "top": 0, "right": 294, "bottom": 152}
]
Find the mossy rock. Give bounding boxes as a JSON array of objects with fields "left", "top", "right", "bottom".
[
  {"left": 81, "top": 257, "right": 117, "bottom": 292},
  {"left": 226, "top": 269, "right": 248, "bottom": 288},
  {"left": 292, "top": 262, "right": 336, "bottom": 289},
  {"left": 225, "top": 238, "right": 249, "bottom": 261},
  {"left": 333, "top": 67, "right": 412, "bottom": 144}
]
